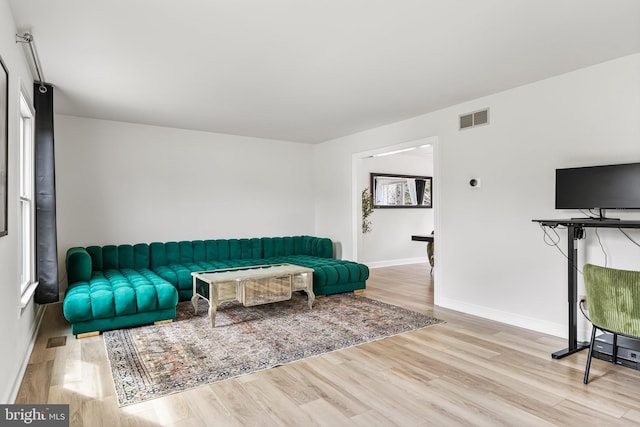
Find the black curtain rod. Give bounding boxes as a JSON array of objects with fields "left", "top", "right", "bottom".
[{"left": 16, "top": 32, "right": 48, "bottom": 94}]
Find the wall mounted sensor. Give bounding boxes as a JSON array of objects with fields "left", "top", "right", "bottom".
[{"left": 469, "top": 178, "right": 481, "bottom": 188}]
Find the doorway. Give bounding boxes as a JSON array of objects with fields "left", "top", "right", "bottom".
[{"left": 351, "top": 136, "right": 440, "bottom": 303}]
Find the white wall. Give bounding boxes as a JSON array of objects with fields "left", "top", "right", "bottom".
[
  {"left": 357, "top": 151, "right": 434, "bottom": 266},
  {"left": 0, "top": 0, "right": 44, "bottom": 403},
  {"left": 315, "top": 53, "right": 640, "bottom": 340},
  {"left": 54, "top": 116, "right": 316, "bottom": 289}
]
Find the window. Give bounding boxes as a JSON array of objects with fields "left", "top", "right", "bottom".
[{"left": 19, "top": 89, "right": 36, "bottom": 304}]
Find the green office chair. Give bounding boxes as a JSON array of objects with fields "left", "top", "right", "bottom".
[
  {"left": 426, "top": 231, "right": 434, "bottom": 274},
  {"left": 583, "top": 264, "right": 640, "bottom": 384}
]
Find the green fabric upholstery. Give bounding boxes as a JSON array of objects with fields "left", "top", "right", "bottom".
[
  {"left": 65, "top": 247, "right": 92, "bottom": 283},
  {"left": 118, "top": 245, "right": 134, "bottom": 269},
  {"left": 86, "top": 246, "right": 103, "bottom": 271},
  {"left": 67, "top": 308, "right": 177, "bottom": 336},
  {"left": 583, "top": 263, "right": 640, "bottom": 384},
  {"left": 103, "top": 245, "right": 119, "bottom": 270},
  {"left": 63, "top": 266, "right": 178, "bottom": 335},
  {"left": 133, "top": 243, "right": 150, "bottom": 269},
  {"left": 63, "top": 235, "right": 368, "bottom": 335},
  {"left": 193, "top": 240, "right": 206, "bottom": 262},
  {"left": 584, "top": 264, "right": 640, "bottom": 337},
  {"left": 149, "top": 242, "right": 167, "bottom": 268}
]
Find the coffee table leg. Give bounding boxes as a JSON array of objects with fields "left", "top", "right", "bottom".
[
  {"left": 307, "top": 288, "right": 315, "bottom": 309},
  {"left": 191, "top": 294, "right": 199, "bottom": 314},
  {"left": 191, "top": 277, "right": 200, "bottom": 314},
  {"left": 209, "top": 283, "right": 219, "bottom": 327},
  {"left": 209, "top": 304, "right": 217, "bottom": 327},
  {"left": 191, "top": 277, "right": 199, "bottom": 314}
]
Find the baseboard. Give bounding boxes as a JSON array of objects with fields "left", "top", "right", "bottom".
[
  {"left": 366, "top": 257, "right": 427, "bottom": 269},
  {"left": 8, "top": 303, "right": 46, "bottom": 403},
  {"left": 437, "top": 296, "right": 590, "bottom": 340},
  {"left": 364, "top": 264, "right": 590, "bottom": 341}
]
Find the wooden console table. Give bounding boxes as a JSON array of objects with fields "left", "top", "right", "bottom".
[{"left": 532, "top": 218, "right": 640, "bottom": 359}]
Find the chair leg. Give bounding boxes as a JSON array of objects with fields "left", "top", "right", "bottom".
[
  {"left": 584, "top": 326, "right": 598, "bottom": 384},
  {"left": 612, "top": 333, "right": 618, "bottom": 365}
]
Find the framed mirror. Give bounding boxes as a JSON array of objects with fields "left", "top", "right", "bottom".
[{"left": 370, "top": 173, "right": 432, "bottom": 208}]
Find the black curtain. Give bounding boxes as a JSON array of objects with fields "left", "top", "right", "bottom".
[
  {"left": 416, "top": 179, "right": 426, "bottom": 206},
  {"left": 34, "top": 83, "right": 59, "bottom": 304}
]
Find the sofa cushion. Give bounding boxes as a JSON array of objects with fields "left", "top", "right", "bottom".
[
  {"left": 63, "top": 268, "right": 178, "bottom": 323},
  {"left": 150, "top": 242, "right": 167, "bottom": 268},
  {"left": 103, "top": 245, "right": 119, "bottom": 270},
  {"left": 66, "top": 247, "right": 92, "bottom": 283},
  {"left": 134, "top": 243, "right": 150, "bottom": 269},
  {"left": 267, "top": 255, "right": 369, "bottom": 288},
  {"left": 118, "top": 245, "right": 134, "bottom": 269}
]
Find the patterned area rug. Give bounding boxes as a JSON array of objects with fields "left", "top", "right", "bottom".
[{"left": 104, "top": 293, "right": 444, "bottom": 406}]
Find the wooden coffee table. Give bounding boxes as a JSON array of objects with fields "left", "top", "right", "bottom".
[{"left": 191, "top": 264, "right": 315, "bottom": 327}]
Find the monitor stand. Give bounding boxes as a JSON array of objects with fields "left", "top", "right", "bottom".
[{"left": 571, "top": 208, "right": 619, "bottom": 221}]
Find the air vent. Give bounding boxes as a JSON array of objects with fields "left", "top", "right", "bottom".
[{"left": 459, "top": 108, "right": 490, "bottom": 130}]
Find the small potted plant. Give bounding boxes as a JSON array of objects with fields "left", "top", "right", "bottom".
[{"left": 362, "top": 187, "right": 374, "bottom": 234}]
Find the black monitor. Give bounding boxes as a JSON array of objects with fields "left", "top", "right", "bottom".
[{"left": 555, "top": 162, "right": 640, "bottom": 218}]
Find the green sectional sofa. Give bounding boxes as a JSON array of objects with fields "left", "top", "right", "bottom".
[{"left": 63, "top": 236, "right": 369, "bottom": 335}]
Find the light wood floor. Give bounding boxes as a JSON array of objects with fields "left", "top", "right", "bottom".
[{"left": 16, "top": 263, "right": 640, "bottom": 426}]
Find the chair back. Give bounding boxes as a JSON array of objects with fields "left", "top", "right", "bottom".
[
  {"left": 426, "top": 230, "right": 435, "bottom": 268},
  {"left": 583, "top": 264, "right": 640, "bottom": 337}
]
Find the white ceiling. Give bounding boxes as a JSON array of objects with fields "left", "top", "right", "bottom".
[{"left": 8, "top": 0, "right": 640, "bottom": 144}]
